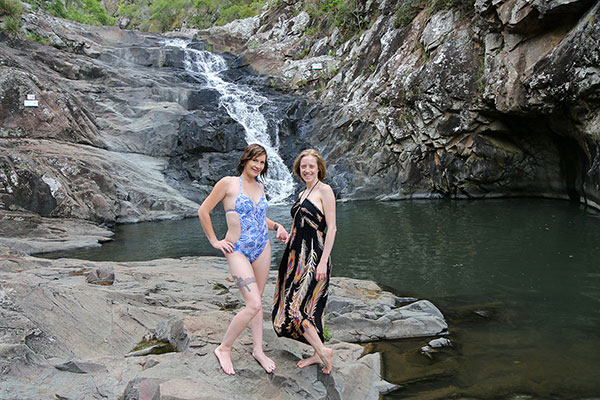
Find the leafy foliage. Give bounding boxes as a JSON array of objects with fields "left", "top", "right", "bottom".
[
  {"left": 394, "top": 0, "right": 474, "bottom": 28},
  {"left": 0, "top": 0, "right": 23, "bottom": 16},
  {"left": 148, "top": 0, "right": 192, "bottom": 32},
  {"left": 323, "top": 324, "right": 332, "bottom": 341},
  {"left": 45, "top": 0, "right": 115, "bottom": 25},
  {"left": 192, "top": 0, "right": 264, "bottom": 28},
  {"left": 116, "top": 0, "right": 265, "bottom": 32},
  {"left": 24, "top": 31, "right": 50, "bottom": 44},
  {"left": 302, "top": 0, "right": 369, "bottom": 38},
  {"left": 0, "top": 0, "right": 22, "bottom": 35},
  {"left": 1, "top": 14, "right": 20, "bottom": 34}
]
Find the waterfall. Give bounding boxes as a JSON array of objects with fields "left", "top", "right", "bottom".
[{"left": 163, "top": 39, "right": 295, "bottom": 203}]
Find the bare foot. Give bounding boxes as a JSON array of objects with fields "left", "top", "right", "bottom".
[
  {"left": 214, "top": 346, "right": 235, "bottom": 375},
  {"left": 252, "top": 351, "right": 276, "bottom": 373},
  {"left": 319, "top": 348, "right": 333, "bottom": 374},
  {"left": 297, "top": 353, "right": 322, "bottom": 368}
]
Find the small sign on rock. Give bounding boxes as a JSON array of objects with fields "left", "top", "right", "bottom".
[{"left": 25, "top": 94, "right": 38, "bottom": 107}]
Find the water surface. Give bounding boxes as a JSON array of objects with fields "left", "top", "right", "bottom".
[{"left": 40, "top": 199, "right": 600, "bottom": 399}]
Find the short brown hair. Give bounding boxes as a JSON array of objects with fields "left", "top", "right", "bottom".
[
  {"left": 237, "top": 143, "right": 268, "bottom": 179},
  {"left": 293, "top": 149, "right": 326, "bottom": 183}
]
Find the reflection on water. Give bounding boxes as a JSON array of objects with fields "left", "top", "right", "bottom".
[{"left": 39, "top": 199, "right": 600, "bottom": 399}]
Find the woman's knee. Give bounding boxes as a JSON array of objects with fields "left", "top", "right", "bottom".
[{"left": 244, "top": 298, "right": 262, "bottom": 316}]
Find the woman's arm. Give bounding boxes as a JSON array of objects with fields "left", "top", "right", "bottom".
[
  {"left": 316, "top": 184, "right": 337, "bottom": 281},
  {"left": 198, "top": 178, "right": 234, "bottom": 255},
  {"left": 267, "top": 217, "right": 289, "bottom": 243}
]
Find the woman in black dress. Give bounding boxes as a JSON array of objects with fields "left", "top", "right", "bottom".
[{"left": 272, "top": 149, "right": 337, "bottom": 374}]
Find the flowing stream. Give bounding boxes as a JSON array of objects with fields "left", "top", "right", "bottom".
[{"left": 163, "top": 39, "right": 295, "bottom": 203}]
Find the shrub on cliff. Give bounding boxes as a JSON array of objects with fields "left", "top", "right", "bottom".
[
  {"left": 302, "top": 0, "right": 369, "bottom": 38},
  {"left": 147, "top": 0, "right": 192, "bottom": 31},
  {"left": 394, "top": 0, "right": 475, "bottom": 28},
  {"left": 24, "top": 0, "right": 116, "bottom": 25},
  {"left": 0, "top": 0, "right": 23, "bottom": 16},
  {"left": 117, "top": 0, "right": 265, "bottom": 31},
  {"left": 1, "top": 15, "right": 20, "bottom": 34},
  {"left": 0, "top": 0, "right": 23, "bottom": 35}
]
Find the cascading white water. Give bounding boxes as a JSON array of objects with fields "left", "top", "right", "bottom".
[{"left": 164, "top": 39, "right": 295, "bottom": 203}]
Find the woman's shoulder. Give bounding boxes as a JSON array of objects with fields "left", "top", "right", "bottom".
[
  {"left": 318, "top": 181, "right": 333, "bottom": 194},
  {"left": 218, "top": 176, "right": 238, "bottom": 183},
  {"left": 215, "top": 176, "right": 239, "bottom": 190}
]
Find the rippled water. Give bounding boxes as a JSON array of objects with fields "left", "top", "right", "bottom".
[{"left": 40, "top": 199, "right": 600, "bottom": 399}]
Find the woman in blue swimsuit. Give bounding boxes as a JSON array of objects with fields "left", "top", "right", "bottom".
[{"left": 198, "top": 144, "right": 289, "bottom": 375}]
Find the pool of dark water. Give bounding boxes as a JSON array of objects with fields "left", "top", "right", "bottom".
[{"left": 40, "top": 199, "right": 600, "bottom": 399}]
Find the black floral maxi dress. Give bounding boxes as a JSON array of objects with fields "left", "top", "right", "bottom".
[{"left": 272, "top": 197, "right": 330, "bottom": 344}]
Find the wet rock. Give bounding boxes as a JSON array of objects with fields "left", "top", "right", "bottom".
[
  {"left": 429, "top": 337, "right": 452, "bottom": 348},
  {"left": 0, "top": 210, "right": 114, "bottom": 255},
  {"left": 420, "top": 345, "right": 435, "bottom": 359}
]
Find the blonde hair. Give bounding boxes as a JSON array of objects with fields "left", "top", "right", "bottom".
[{"left": 293, "top": 149, "right": 326, "bottom": 183}]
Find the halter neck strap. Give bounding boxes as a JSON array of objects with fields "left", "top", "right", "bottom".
[{"left": 301, "top": 181, "right": 319, "bottom": 203}]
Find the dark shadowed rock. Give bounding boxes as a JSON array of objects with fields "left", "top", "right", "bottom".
[{"left": 55, "top": 360, "right": 108, "bottom": 374}]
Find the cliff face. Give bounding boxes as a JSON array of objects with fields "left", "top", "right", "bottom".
[
  {"left": 201, "top": 0, "right": 600, "bottom": 206},
  {"left": 1, "top": 0, "right": 599, "bottom": 227},
  {"left": 0, "top": 12, "right": 311, "bottom": 223}
]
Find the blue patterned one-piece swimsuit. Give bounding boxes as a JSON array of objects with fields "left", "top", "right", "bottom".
[{"left": 226, "top": 177, "right": 269, "bottom": 263}]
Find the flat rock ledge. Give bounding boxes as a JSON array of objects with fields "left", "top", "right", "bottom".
[{"left": 0, "top": 248, "right": 447, "bottom": 399}]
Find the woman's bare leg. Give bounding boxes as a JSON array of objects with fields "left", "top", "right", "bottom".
[
  {"left": 215, "top": 252, "right": 261, "bottom": 375},
  {"left": 301, "top": 321, "right": 333, "bottom": 374},
  {"left": 248, "top": 242, "right": 275, "bottom": 373}
]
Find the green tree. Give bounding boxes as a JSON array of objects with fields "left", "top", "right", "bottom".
[{"left": 149, "top": 0, "right": 192, "bottom": 32}]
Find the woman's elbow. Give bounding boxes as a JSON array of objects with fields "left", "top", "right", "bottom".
[{"left": 198, "top": 205, "right": 208, "bottom": 218}]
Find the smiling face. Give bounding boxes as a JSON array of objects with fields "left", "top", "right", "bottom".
[
  {"left": 293, "top": 149, "right": 326, "bottom": 185},
  {"left": 244, "top": 153, "right": 267, "bottom": 179},
  {"left": 237, "top": 144, "right": 268, "bottom": 179},
  {"left": 299, "top": 155, "right": 319, "bottom": 185}
]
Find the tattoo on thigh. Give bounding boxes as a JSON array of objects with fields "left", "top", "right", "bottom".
[{"left": 233, "top": 276, "right": 256, "bottom": 293}]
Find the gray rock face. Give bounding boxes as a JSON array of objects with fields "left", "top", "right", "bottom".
[
  {"left": 0, "top": 22, "right": 200, "bottom": 223},
  {"left": 1, "top": 10, "right": 313, "bottom": 223},
  {"left": 0, "top": 247, "right": 416, "bottom": 399},
  {"left": 201, "top": 0, "right": 600, "bottom": 208}
]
